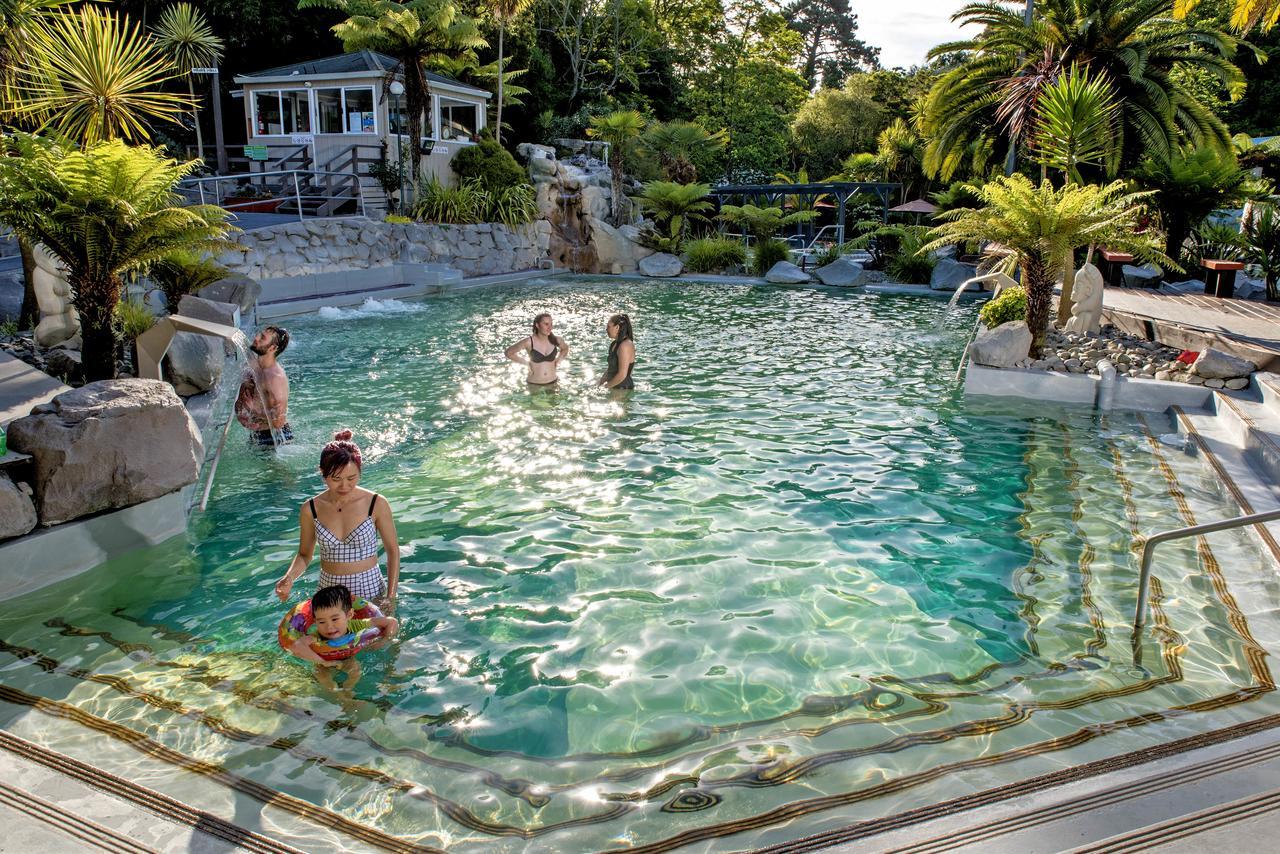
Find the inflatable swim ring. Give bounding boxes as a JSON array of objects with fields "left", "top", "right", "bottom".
[{"left": 277, "top": 597, "right": 384, "bottom": 661}]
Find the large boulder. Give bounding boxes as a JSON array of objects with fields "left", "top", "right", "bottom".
[
  {"left": 1192, "top": 347, "right": 1256, "bottom": 379},
  {"left": 814, "top": 256, "right": 867, "bottom": 287},
  {"left": 639, "top": 252, "right": 683, "bottom": 278},
  {"left": 8, "top": 379, "right": 203, "bottom": 526},
  {"left": 197, "top": 274, "right": 262, "bottom": 315},
  {"left": 163, "top": 331, "right": 223, "bottom": 396},
  {"left": 587, "top": 216, "right": 653, "bottom": 274},
  {"left": 929, "top": 257, "right": 978, "bottom": 292},
  {"left": 765, "top": 261, "right": 811, "bottom": 285},
  {"left": 970, "top": 320, "right": 1033, "bottom": 368},
  {"left": 44, "top": 347, "right": 83, "bottom": 383},
  {"left": 0, "top": 473, "right": 37, "bottom": 540},
  {"left": 1122, "top": 264, "right": 1163, "bottom": 289}
]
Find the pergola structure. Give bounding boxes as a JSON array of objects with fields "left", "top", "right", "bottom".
[{"left": 709, "top": 182, "right": 902, "bottom": 246}]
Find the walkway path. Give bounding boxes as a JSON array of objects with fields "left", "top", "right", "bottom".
[
  {"left": 0, "top": 351, "right": 67, "bottom": 427},
  {"left": 1103, "top": 287, "right": 1280, "bottom": 371}
]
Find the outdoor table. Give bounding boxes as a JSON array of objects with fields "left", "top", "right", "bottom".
[
  {"left": 1201, "top": 258, "right": 1246, "bottom": 299},
  {"left": 1099, "top": 249, "right": 1135, "bottom": 287}
]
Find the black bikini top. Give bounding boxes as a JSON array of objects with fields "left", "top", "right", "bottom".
[{"left": 529, "top": 337, "right": 558, "bottom": 363}]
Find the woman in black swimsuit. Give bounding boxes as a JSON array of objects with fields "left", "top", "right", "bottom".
[
  {"left": 505, "top": 312, "right": 568, "bottom": 385},
  {"left": 598, "top": 313, "right": 635, "bottom": 390}
]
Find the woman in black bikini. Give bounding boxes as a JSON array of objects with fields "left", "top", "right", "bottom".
[
  {"left": 598, "top": 313, "right": 635, "bottom": 390},
  {"left": 505, "top": 312, "right": 568, "bottom": 385}
]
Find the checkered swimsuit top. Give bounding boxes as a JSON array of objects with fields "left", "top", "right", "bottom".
[{"left": 311, "top": 494, "right": 380, "bottom": 563}]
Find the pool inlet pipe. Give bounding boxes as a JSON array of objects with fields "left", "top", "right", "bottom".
[{"left": 1096, "top": 359, "right": 1117, "bottom": 411}]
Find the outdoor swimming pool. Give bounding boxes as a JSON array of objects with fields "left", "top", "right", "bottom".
[{"left": 1, "top": 278, "right": 1278, "bottom": 852}]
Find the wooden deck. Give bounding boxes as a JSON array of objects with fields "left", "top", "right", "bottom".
[{"left": 1101, "top": 287, "right": 1280, "bottom": 371}]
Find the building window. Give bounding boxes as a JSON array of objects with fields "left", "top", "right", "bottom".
[
  {"left": 312, "top": 86, "right": 376, "bottom": 134},
  {"left": 439, "top": 98, "right": 478, "bottom": 141},
  {"left": 252, "top": 89, "right": 311, "bottom": 135}
]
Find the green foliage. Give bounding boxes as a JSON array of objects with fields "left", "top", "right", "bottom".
[
  {"left": 923, "top": 175, "right": 1171, "bottom": 350},
  {"left": 931, "top": 180, "right": 984, "bottom": 214},
  {"left": 0, "top": 319, "right": 18, "bottom": 337},
  {"left": 385, "top": 214, "right": 413, "bottom": 223},
  {"left": 0, "top": 134, "right": 233, "bottom": 380},
  {"left": 588, "top": 110, "right": 646, "bottom": 225},
  {"left": 638, "top": 181, "right": 712, "bottom": 251},
  {"left": 411, "top": 178, "right": 485, "bottom": 224},
  {"left": 485, "top": 183, "right": 537, "bottom": 226},
  {"left": 789, "top": 83, "right": 883, "bottom": 178},
  {"left": 114, "top": 297, "right": 156, "bottom": 342},
  {"left": 148, "top": 250, "right": 229, "bottom": 313},
  {"left": 719, "top": 203, "right": 816, "bottom": 241},
  {"left": 886, "top": 228, "right": 937, "bottom": 284},
  {"left": 10, "top": 6, "right": 192, "bottom": 144},
  {"left": 847, "top": 222, "right": 919, "bottom": 270},
  {"left": 920, "top": 0, "right": 1244, "bottom": 180},
  {"left": 643, "top": 120, "right": 726, "bottom": 183},
  {"left": 1191, "top": 220, "right": 1246, "bottom": 262},
  {"left": 1243, "top": 204, "right": 1280, "bottom": 300},
  {"left": 813, "top": 242, "right": 844, "bottom": 268},
  {"left": 451, "top": 137, "right": 527, "bottom": 192},
  {"left": 366, "top": 144, "right": 405, "bottom": 208},
  {"left": 410, "top": 179, "right": 535, "bottom": 226},
  {"left": 1029, "top": 63, "right": 1121, "bottom": 181},
  {"left": 979, "top": 286, "right": 1029, "bottom": 329},
  {"left": 684, "top": 237, "right": 747, "bottom": 273},
  {"left": 1134, "top": 146, "right": 1270, "bottom": 266},
  {"left": 752, "top": 238, "right": 790, "bottom": 276}
]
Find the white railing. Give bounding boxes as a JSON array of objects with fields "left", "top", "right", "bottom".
[{"left": 177, "top": 169, "right": 367, "bottom": 222}]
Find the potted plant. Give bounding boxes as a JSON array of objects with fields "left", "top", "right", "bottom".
[{"left": 222, "top": 182, "right": 281, "bottom": 214}]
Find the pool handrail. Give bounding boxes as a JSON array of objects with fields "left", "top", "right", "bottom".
[{"left": 1133, "top": 506, "right": 1280, "bottom": 632}]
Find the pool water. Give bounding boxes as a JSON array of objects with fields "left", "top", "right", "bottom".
[{"left": 2, "top": 279, "right": 1278, "bottom": 852}]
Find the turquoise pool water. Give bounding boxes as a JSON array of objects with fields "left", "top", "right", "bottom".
[{"left": 1, "top": 279, "right": 1277, "bottom": 851}]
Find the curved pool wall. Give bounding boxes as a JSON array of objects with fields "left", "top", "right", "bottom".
[{"left": 2, "top": 278, "right": 1279, "bottom": 852}]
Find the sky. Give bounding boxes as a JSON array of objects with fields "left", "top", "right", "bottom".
[{"left": 856, "top": 1, "right": 983, "bottom": 69}]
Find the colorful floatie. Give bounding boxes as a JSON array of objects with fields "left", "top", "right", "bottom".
[{"left": 277, "top": 597, "right": 384, "bottom": 661}]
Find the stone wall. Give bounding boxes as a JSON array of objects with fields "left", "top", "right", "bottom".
[{"left": 219, "top": 217, "right": 552, "bottom": 280}]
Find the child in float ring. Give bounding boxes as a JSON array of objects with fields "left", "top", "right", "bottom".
[{"left": 281, "top": 584, "right": 399, "bottom": 689}]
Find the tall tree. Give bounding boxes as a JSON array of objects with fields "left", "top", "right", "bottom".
[
  {"left": 299, "top": 0, "right": 486, "bottom": 190},
  {"left": 152, "top": 3, "right": 225, "bottom": 161},
  {"left": 920, "top": 0, "right": 1247, "bottom": 180},
  {"left": 486, "top": 0, "right": 532, "bottom": 144},
  {"left": 783, "top": 0, "right": 878, "bottom": 90}
]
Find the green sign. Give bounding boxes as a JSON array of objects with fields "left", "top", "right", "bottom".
[{"left": 244, "top": 145, "right": 269, "bottom": 161}]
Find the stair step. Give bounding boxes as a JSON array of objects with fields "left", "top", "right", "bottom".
[{"left": 1213, "top": 391, "right": 1280, "bottom": 485}]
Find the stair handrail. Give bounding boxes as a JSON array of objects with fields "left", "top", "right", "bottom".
[{"left": 1133, "top": 506, "right": 1280, "bottom": 632}]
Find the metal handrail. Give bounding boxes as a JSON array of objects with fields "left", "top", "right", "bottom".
[{"left": 1133, "top": 506, "right": 1280, "bottom": 631}]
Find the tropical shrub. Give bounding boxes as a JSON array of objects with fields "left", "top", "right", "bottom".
[
  {"left": 886, "top": 228, "right": 937, "bottom": 284},
  {"left": 148, "top": 250, "right": 228, "bottom": 313},
  {"left": 114, "top": 298, "right": 156, "bottom": 372},
  {"left": 1243, "top": 204, "right": 1280, "bottom": 301},
  {"left": 451, "top": 137, "right": 527, "bottom": 192},
  {"left": 684, "top": 237, "right": 746, "bottom": 273},
  {"left": 718, "top": 203, "right": 816, "bottom": 241},
  {"left": 637, "top": 181, "right": 713, "bottom": 252},
  {"left": 485, "top": 183, "right": 537, "bottom": 226},
  {"left": 384, "top": 213, "right": 412, "bottom": 223},
  {"left": 752, "top": 239, "right": 790, "bottom": 276},
  {"left": 979, "top": 286, "right": 1028, "bottom": 329},
  {"left": 643, "top": 120, "right": 727, "bottom": 183},
  {"left": 847, "top": 223, "right": 926, "bottom": 271},
  {"left": 0, "top": 134, "right": 232, "bottom": 380},
  {"left": 412, "top": 179, "right": 485, "bottom": 224},
  {"left": 923, "top": 175, "right": 1171, "bottom": 355},
  {"left": 1190, "top": 221, "right": 1246, "bottom": 263}
]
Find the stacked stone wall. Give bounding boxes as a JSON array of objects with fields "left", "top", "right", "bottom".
[{"left": 219, "top": 217, "right": 552, "bottom": 280}]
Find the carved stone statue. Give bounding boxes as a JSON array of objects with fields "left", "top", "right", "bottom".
[
  {"left": 32, "top": 244, "right": 81, "bottom": 348},
  {"left": 1064, "top": 262, "right": 1105, "bottom": 335}
]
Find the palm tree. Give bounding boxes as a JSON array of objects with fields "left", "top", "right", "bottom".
[
  {"left": 1026, "top": 64, "right": 1121, "bottom": 183},
  {"left": 921, "top": 0, "right": 1245, "bottom": 180},
  {"left": 637, "top": 181, "right": 713, "bottom": 251},
  {"left": 876, "top": 119, "right": 924, "bottom": 202},
  {"left": 300, "top": 0, "right": 486, "bottom": 192},
  {"left": 485, "top": 0, "right": 532, "bottom": 146},
  {"left": 152, "top": 3, "right": 224, "bottom": 163},
  {"left": 10, "top": 6, "right": 192, "bottom": 144},
  {"left": 587, "top": 109, "right": 646, "bottom": 226},
  {"left": 0, "top": 135, "right": 233, "bottom": 380},
  {"left": 923, "top": 175, "right": 1171, "bottom": 354},
  {"left": 1175, "top": 0, "right": 1280, "bottom": 31},
  {"left": 0, "top": 0, "right": 78, "bottom": 330},
  {"left": 837, "top": 151, "right": 880, "bottom": 182},
  {"left": 644, "top": 120, "right": 728, "bottom": 183},
  {"left": 1133, "top": 145, "right": 1266, "bottom": 266}
]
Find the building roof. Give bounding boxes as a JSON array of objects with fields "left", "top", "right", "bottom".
[{"left": 235, "top": 49, "right": 489, "bottom": 97}]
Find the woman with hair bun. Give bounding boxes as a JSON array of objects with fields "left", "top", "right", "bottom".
[
  {"left": 274, "top": 430, "right": 400, "bottom": 605},
  {"left": 598, "top": 313, "right": 635, "bottom": 390}
]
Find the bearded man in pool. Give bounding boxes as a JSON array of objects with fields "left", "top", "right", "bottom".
[{"left": 235, "top": 325, "right": 293, "bottom": 445}]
